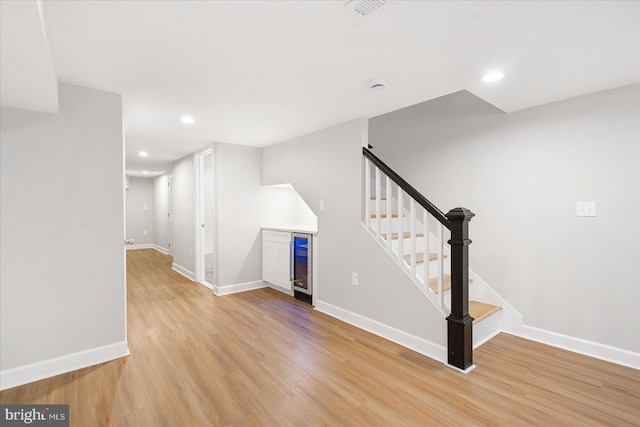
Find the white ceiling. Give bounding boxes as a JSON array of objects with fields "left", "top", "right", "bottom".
[
  {"left": 2, "top": 1, "right": 639, "bottom": 177},
  {"left": 0, "top": 0, "right": 59, "bottom": 114}
]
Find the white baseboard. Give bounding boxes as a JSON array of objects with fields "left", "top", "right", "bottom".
[
  {"left": 314, "top": 300, "right": 447, "bottom": 363},
  {"left": 515, "top": 325, "right": 640, "bottom": 370},
  {"left": 171, "top": 263, "right": 195, "bottom": 281},
  {"left": 153, "top": 244, "right": 169, "bottom": 255},
  {"left": 0, "top": 341, "right": 129, "bottom": 391},
  {"left": 214, "top": 280, "right": 266, "bottom": 296},
  {"left": 198, "top": 280, "right": 214, "bottom": 290},
  {"left": 126, "top": 244, "right": 154, "bottom": 250},
  {"left": 445, "top": 363, "right": 476, "bottom": 374}
]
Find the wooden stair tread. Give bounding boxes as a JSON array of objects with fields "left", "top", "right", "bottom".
[
  {"left": 370, "top": 214, "right": 399, "bottom": 218},
  {"left": 428, "top": 275, "right": 451, "bottom": 293},
  {"left": 404, "top": 252, "right": 440, "bottom": 265},
  {"left": 470, "top": 301, "right": 501, "bottom": 324},
  {"left": 381, "top": 232, "right": 424, "bottom": 240},
  {"left": 403, "top": 251, "right": 448, "bottom": 265},
  {"left": 428, "top": 274, "right": 474, "bottom": 294}
]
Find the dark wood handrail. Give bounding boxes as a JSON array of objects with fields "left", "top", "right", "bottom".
[{"left": 363, "top": 147, "right": 451, "bottom": 229}]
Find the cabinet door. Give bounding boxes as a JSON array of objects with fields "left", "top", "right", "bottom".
[
  {"left": 262, "top": 240, "right": 279, "bottom": 286},
  {"left": 262, "top": 239, "right": 292, "bottom": 290}
]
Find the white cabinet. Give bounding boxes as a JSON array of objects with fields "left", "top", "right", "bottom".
[{"left": 262, "top": 230, "right": 292, "bottom": 290}]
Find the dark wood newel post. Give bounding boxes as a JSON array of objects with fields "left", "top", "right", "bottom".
[{"left": 445, "top": 207, "right": 475, "bottom": 371}]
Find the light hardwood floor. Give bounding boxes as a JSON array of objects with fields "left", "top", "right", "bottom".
[{"left": 1, "top": 249, "right": 638, "bottom": 426}]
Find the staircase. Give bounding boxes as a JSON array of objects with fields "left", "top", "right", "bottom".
[{"left": 362, "top": 148, "right": 501, "bottom": 371}]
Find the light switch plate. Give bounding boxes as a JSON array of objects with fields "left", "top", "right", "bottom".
[
  {"left": 319, "top": 200, "right": 325, "bottom": 212},
  {"left": 576, "top": 201, "right": 596, "bottom": 217}
]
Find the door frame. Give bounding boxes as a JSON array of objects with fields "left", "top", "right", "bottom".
[
  {"left": 167, "top": 173, "right": 173, "bottom": 256},
  {"left": 194, "top": 148, "right": 216, "bottom": 290}
]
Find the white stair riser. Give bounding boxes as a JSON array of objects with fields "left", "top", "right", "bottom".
[
  {"left": 390, "top": 236, "right": 427, "bottom": 254},
  {"left": 369, "top": 199, "right": 395, "bottom": 214},
  {"left": 473, "top": 309, "right": 502, "bottom": 349},
  {"left": 416, "top": 262, "right": 447, "bottom": 281},
  {"left": 371, "top": 217, "right": 409, "bottom": 234}
]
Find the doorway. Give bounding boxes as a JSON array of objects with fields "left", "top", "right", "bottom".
[{"left": 195, "top": 149, "right": 215, "bottom": 289}]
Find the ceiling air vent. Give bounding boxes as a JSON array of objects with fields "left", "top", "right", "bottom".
[{"left": 345, "top": 0, "right": 388, "bottom": 17}]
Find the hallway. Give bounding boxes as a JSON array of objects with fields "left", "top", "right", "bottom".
[{"left": 1, "top": 249, "right": 638, "bottom": 426}]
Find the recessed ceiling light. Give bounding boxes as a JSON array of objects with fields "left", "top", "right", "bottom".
[
  {"left": 482, "top": 71, "right": 504, "bottom": 83},
  {"left": 142, "top": 171, "right": 149, "bottom": 175},
  {"left": 181, "top": 116, "right": 195, "bottom": 124},
  {"left": 138, "top": 151, "right": 149, "bottom": 157}
]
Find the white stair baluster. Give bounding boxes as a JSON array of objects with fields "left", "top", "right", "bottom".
[
  {"left": 365, "top": 159, "right": 371, "bottom": 229},
  {"left": 375, "top": 167, "right": 381, "bottom": 238},
  {"left": 424, "top": 208, "right": 431, "bottom": 299},
  {"left": 397, "top": 189, "right": 404, "bottom": 264},
  {"left": 386, "top": 176, "right": 392, "bottom": 251},
  {"left": 410, "top": 199, "right": 416, "bottom": 276},
  {"left": 438, "top": 222, "right": 444, "bottom": 308}
]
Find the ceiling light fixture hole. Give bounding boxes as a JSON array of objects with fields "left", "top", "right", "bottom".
[{"left": 368, "top": 78, "right": 387, "bottom": 91}]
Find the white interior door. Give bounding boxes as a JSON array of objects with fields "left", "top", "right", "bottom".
[{"left": 196, "top": 150, "right": 215, "bottom": 288}]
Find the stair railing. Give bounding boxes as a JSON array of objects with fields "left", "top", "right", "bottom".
[{"left": 363, "top": 147, "right": 475, "bottom": 371}]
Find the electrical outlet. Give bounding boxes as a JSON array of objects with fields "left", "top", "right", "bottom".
[
  {"left": 143, "top": 230, "right": 148, "bottom": 235},
  {"left": 352, "top": 272, "right": 359, "bottom": 286},
  {"left": 143, "top": 204, "right": 148, "bottom": 210},
  {"left": 576, "top": 201, "right": 596, "bottom": 217},
  {"left": 319, "top": 200, "right": 325, "bottom": 212}
]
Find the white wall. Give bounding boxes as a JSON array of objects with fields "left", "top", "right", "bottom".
[
  {"left": 262, "top": 184, "right": 317, "bottom": 228},
  {"left": 170, "top": 154, "right": 195, "bottom": 277},
  {"left": 203, "top": 153, "right": 214, "bottom": 251},
  {"left": 153, "top": 173, "right": 170, "bottom": 252},
  {"left": 370, "top": 84, "right": 640, "bottom": 353},
  {"left": 0, "top": 84, "right": 127, "bottom": 385},
  {"left": 263, "top": 119, "right": 446, "bottom": 347},
  {"left": 126, "top": 176, "right": 154, "bottom": 246},
  {"left": 296, "top": 194, "right": 317, "bottom": 226},
  {"left": 216, "top": 142, "right": 264, "bottom": 287}
]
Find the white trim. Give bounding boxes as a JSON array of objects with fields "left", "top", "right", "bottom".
[
  {"left": 198, "top": 280, "right": 213, "bottom": 290},
  {"left": 171, "top": 263, "right": 195, "bottom": 281},
  {"left": 214, "top": 280, "right": 267, "bottom": 296},
  {"left": 0, "top": 341, "right": 129, "bottom": 391},
  {"left": 514, "top": 326, "right": 640, "bottom": 370},
  {"left": 314, "top": 300, "right": 447, "bottom": 363},
  {"left": 194, "top": 148, "right": 216, "bottom": 290},
  {"left": 125, "top": 243, "right": 154, "bottom": 250},
  {"left": 445, "top": 363, "right": 476, "bottom": 374},
  {"left": 152, "top": 244, "right": 169, "bottom": 255}
]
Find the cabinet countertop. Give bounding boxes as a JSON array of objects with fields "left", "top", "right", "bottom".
[{"left": 262, "top": 225, "right": 317, "bottom": 235}]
